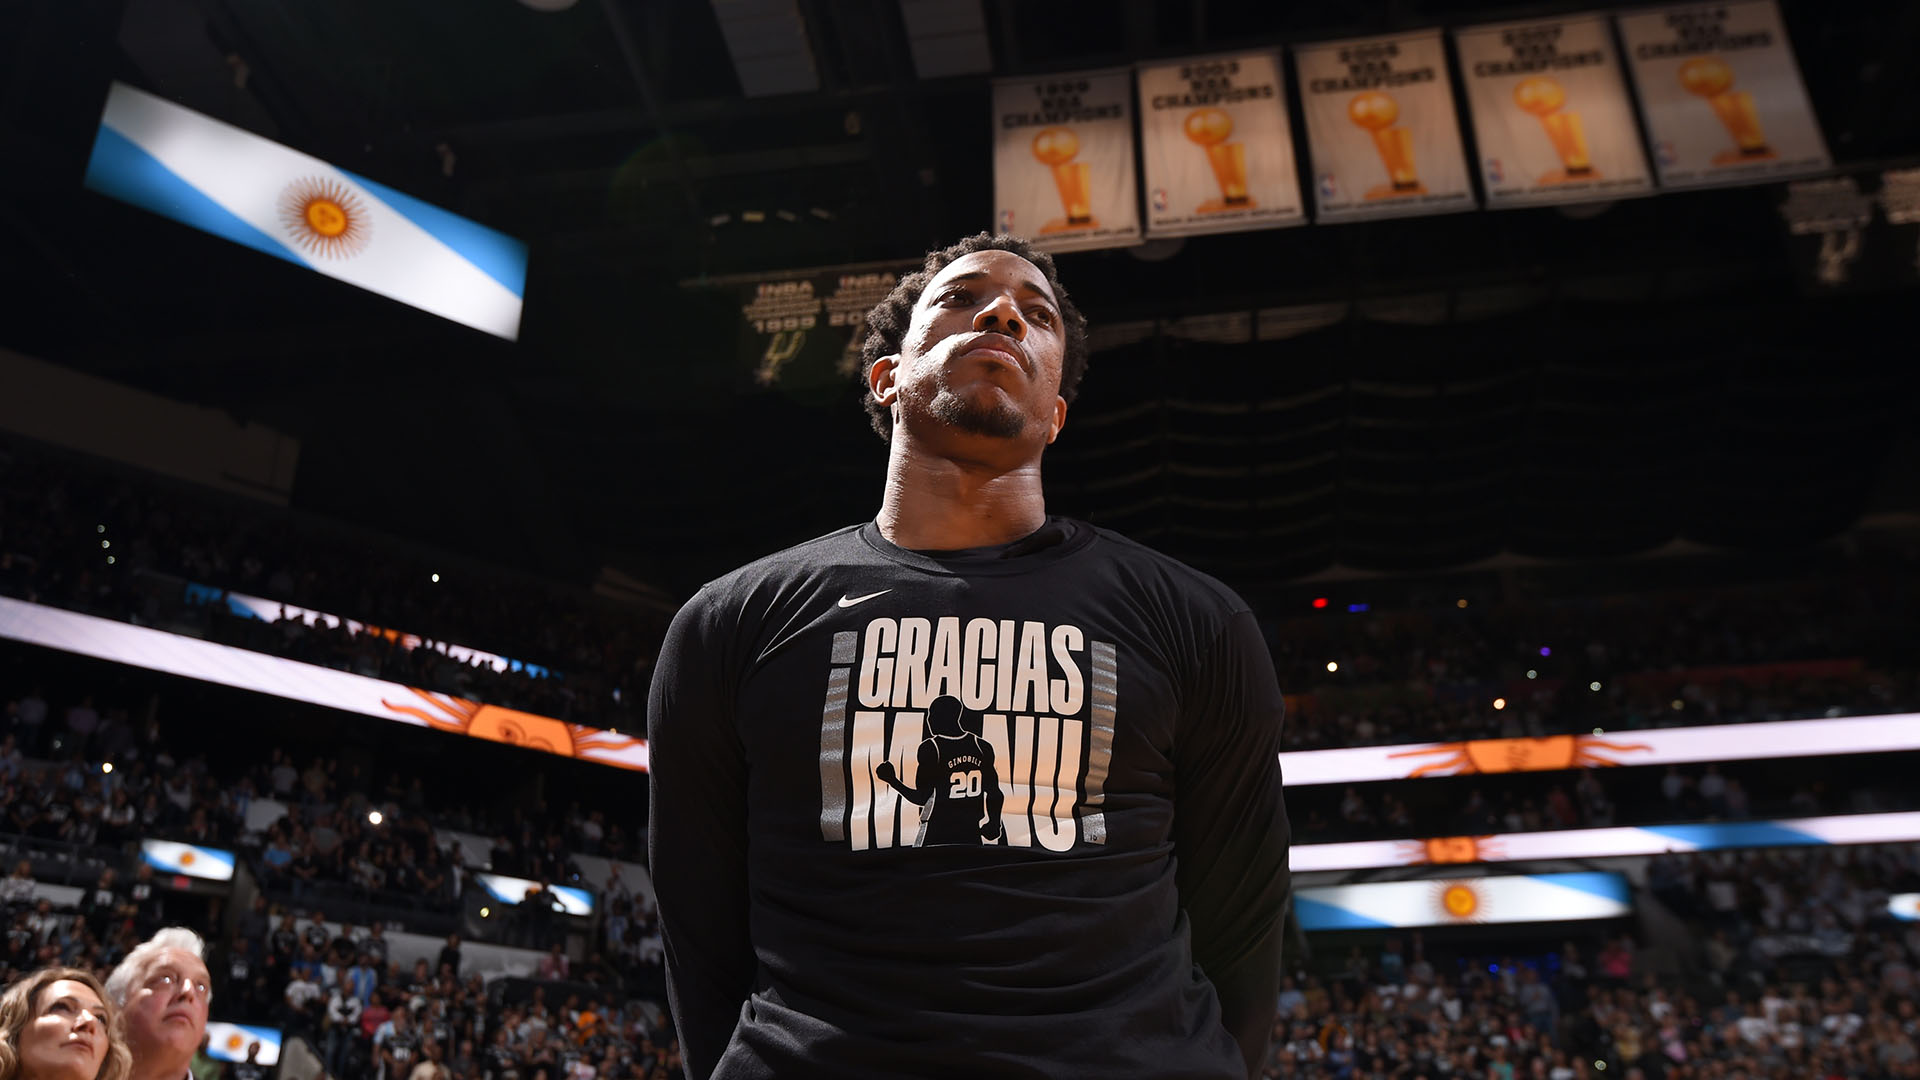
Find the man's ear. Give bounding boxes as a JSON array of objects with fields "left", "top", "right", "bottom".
[
  {"left": 1044, "top": 396, "right": 1068, "bottom": 445},
  {"left": 869, "top": 355, "right": 900, "bottom": 406}
]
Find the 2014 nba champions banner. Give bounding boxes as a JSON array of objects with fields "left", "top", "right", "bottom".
[
  {"left": 1615, "top": 1, "right": 1830, "bottom": 190},
  {"left": 1135, "top": 53, "right": 1305, "bottom": 237},
  {"left": 1454, "top": 15, "right": 1655, "bottom": 208},
  {"left": 84, "top": 82, "right": 527, "bottom": 340},
  {"left": 1293, "top": 31, "right": 1475, "bottom": 223},
  {"left": 992, "top": 70, "right": 1141, "bottom": 252}
]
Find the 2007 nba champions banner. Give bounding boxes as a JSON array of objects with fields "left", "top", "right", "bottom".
[
  {"left": 84, "top": 82, "right": 528, "bottom": 341},
  {"left": 992, "top": 69, "right": 1141, "bottom": 252},
  {"left": 1454, "top": 15, "right": 1655, "bottom": 208},
  {"left": 1615, "top": 1, "right": 1830, "bottom": 190},
  {"left": 1293, "top": 31, "right": 1475, "bottom": 223},
  {"left": 1135, "top": 53, "right": 1305, "bottom": 238}
]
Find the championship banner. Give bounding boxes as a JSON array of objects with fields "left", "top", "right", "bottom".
[
  {"left": 1454, "top": 16, "right": 1654, "bottom": 207},
  {"left": 1293, "top": 31, "right": 1475, "bottom": 222},
  {"left": 1136, "top": 53, "right": 1305, "bottom": 237},
  {"left": 1616, "top": 1, "right": 1831, "bottom": 189},
  {"left": 1296, "top": 872, "right": 1633, "bottom": 931},
  {"left": 992, "top": 70, "right": 1141, "bottom": 251},
  {"left": 727, "top": 265, "right": 910, "bottom": 388},
  {"left": 84, "top": 83, "right": 527, "bottom": 341}
]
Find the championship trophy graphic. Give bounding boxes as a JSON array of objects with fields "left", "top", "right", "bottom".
[
  {"left": 1513, "top": 76, "right": 1597, "bottom": 183},
  {"left": 1348, "top": 91, "right": 1422, "bottom": 198},
  {"left": 1031, "top": 127, "right": 1098, "bottom": 234},
  {"left": 1679, "top": 56, "right": 1774, "bottom": 164},
  {"left": 1183, "top": 107, "right": 1254, "bottom": 212}
]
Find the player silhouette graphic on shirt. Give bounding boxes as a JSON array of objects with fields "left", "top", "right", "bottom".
[{"left": 873, "top": 695, "right": 1005, "bottom": 847}]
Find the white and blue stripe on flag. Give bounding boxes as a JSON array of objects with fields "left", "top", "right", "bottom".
[
  {"left": 140, "top": 839, "right": 236, "bottom": 881},
  {"left": 84, "top": 82, "right": 527, "bottom": 341}
]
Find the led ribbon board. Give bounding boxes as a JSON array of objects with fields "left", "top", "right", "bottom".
[
  {"left": 1276, "top": 714, "right": 1920, "bottom": 788},
  {"left": 84, "top": 82, "right": 527, "bottom": 340},
  {"left": 204, "top": 1024, "right": 280, "bottom": 1066},
  {"left": 140, "top": 839, "right": 236, "bottom": 882},
  {"left": 474, "top": 873, "right": 595, "bottom": 916},
  {"left": 1296, "top": 871, "right": 1633, "bottom": 930},
  {"left": 0, "top": 596, "right": 646, "bottom": 771},
  {"left": 183, "top": 581, "right": 553, "bottom": 678},
  {"left": 1290, "top": 812, "right": 1920, "bottom": 873}
]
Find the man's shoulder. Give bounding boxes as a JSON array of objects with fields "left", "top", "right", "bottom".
[
  {"left": 1078, "top": 522, "right": 1251, "bottom": 616},
  {"left": 684, "top": 525, "right": 872, "bottom": 603}
]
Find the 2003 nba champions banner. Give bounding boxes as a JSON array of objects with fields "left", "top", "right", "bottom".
[
  {"left": 84, "top": 82, "right": 528, "bottom": 340},
  {"left": 992, "top": 70, "right": 1140, "bottom": 251},
  {"left": 1136, "top": 53, "right": 1305, "bottom": 237},
  {"left": 1294, "top": 31, "right": 1475, "bottom": 223},
  {"left": 1615, "top": 1, "right": 1830, "bottom": 190},
  {"left": 1454, "top": 16, "right": 1655, "bottom": 208}
]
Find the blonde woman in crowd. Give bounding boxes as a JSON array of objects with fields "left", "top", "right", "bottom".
[{"left": 0, "top": 966, "right": 132, "bottom": 1080}]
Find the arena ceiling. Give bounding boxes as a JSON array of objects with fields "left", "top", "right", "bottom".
[{"left": 3, "top": 0, "right": 1918, "bottom": 596}]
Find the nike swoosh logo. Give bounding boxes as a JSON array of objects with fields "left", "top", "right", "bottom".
[{"left": 837, "top": 589, "right": 892, "bottom": 608}]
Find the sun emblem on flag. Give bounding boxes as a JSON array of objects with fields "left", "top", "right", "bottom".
[
  {"left": 278, "top": 176, "right": 370, "bottom": 258},
  {"left": 1433, "top": 880, "right": 1485, "bottom": 922}
]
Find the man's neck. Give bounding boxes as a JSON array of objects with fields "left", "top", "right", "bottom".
[{"left": 876, "top": 433, "right": 1047, "bottom": 551}]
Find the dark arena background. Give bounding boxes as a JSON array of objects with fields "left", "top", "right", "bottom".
[{"left": 3, "top": 0, "right": 1919, "bottom": 1078}]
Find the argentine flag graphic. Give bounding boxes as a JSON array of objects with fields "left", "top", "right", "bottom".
[
  {"left": 84, "top": 82, "right": 527, "bottom": 341},
  {"left": 140, "top": 839, "right": 236, "bottom": 882}
]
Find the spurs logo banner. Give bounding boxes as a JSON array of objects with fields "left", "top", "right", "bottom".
[
  {"left": 1293, "top": 31, "right": 1475, "bottom": 223},
  {"left": 992, "top": 69, "right": 1142, "bottom": 252},
  {"left": 818, "top": 617, "right": 1117, "bottom": 853},
  {"left": 1615, "top": 1, "right": 1830, "bottom": 190},
  {"left": 1136, "top": 53, "right": 1305, "bottom": 237},
  {"left": 1454, "top": 16, "right": 1655, "bottom": 208}
]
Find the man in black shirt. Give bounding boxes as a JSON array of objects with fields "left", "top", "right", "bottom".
[{"left": 649, "top": 233, "right": 1291, "bottom": 1079}]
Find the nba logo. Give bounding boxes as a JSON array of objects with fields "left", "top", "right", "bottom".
[
  {"left": 1656, "top": 141, "right": 1676, "bottom": 167},
  {"left": 1318, "top": 173, "right": 1337, "bottom": 199},
  {"left": 1485, "top": 158, "right": 1504, "bottom": 185},
  {"left": 1151, "top": 188, "right": 1168, "bottom": 212},
  {"left": 998, "top": 209, "right": 1015, "bottom": 234}
]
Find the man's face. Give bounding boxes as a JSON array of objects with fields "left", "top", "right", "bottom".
[
  {"left": 121, "top": 948, "right": 211, "bottom": 1063},
  {"left": 872, "top": 249, "right": 1068, "bottom": 454}
]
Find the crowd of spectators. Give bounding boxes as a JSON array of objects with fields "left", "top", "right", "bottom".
[
  {"left": 4, "top": 436, "right": 1917, "bottom": 753},
  {"left": 226, "top": 913, "right": 682, "bottom": 1080},
  {"left": 1268, "top": 845, "right": 1920, "bottom": 1079}
]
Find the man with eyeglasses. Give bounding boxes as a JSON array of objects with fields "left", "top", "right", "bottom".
[{"left": 106, "top": 926, "right": 213, "bottom": 1080}]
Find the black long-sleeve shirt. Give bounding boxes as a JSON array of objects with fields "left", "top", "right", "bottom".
[{"left": 648, "top": 519, "right": 1290, "bottom": 1079}]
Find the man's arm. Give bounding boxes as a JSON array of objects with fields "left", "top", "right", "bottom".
[
  {"left": 648, "top": 589, "right": 754, "bottom": 1080},
  {"left": 1173, "top": 608, "right": 1291, "bottom": 1079}
]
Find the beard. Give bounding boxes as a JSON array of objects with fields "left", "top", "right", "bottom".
[
  {"left": 921, "top": 361, "right": 1029, "bottom": 438},
  {"left": 929, "top": 389, "right": 1027, "bottom": 439}
]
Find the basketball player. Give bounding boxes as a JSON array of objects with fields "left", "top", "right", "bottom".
[
  {"left": 649, "top": 233, "right": 1290, "bottom": 1079},
  {"left": 873, "top": 694, "right": 1005, "bottom": 847}
]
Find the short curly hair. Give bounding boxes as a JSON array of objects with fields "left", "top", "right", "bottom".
[{"left": 859, "top": 233, "right": 1091, "bottom": 441}]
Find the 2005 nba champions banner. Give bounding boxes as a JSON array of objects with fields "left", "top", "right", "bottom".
[
  {"left": 1135, "top": 53, "right": 1305, "bottom": 237},
  {"left": 1615, "top": 1, "right": 1830, "bottom": 190},
  {"left": 992, "top": 70, "right": 1141, "bottom": 252},
  {"left": 84, "top": 82, "right": 528, "bottom": 340},
  {"left": 1454, "top": 15, "right": 1655, "bottom": 208},
  {"left": 1293, "top": 31, "right": 1475, "bottom": 223}
]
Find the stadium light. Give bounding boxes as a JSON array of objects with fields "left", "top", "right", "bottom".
[
  {"left": 1493, "top": 698, "right": 1507, "bottom": 710},
  {"left": 1326, "top": 661, "right": 1338, "bottom": 673},
  {"left": 368, "top": 811, "right": 384, "bottom": 825}
]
